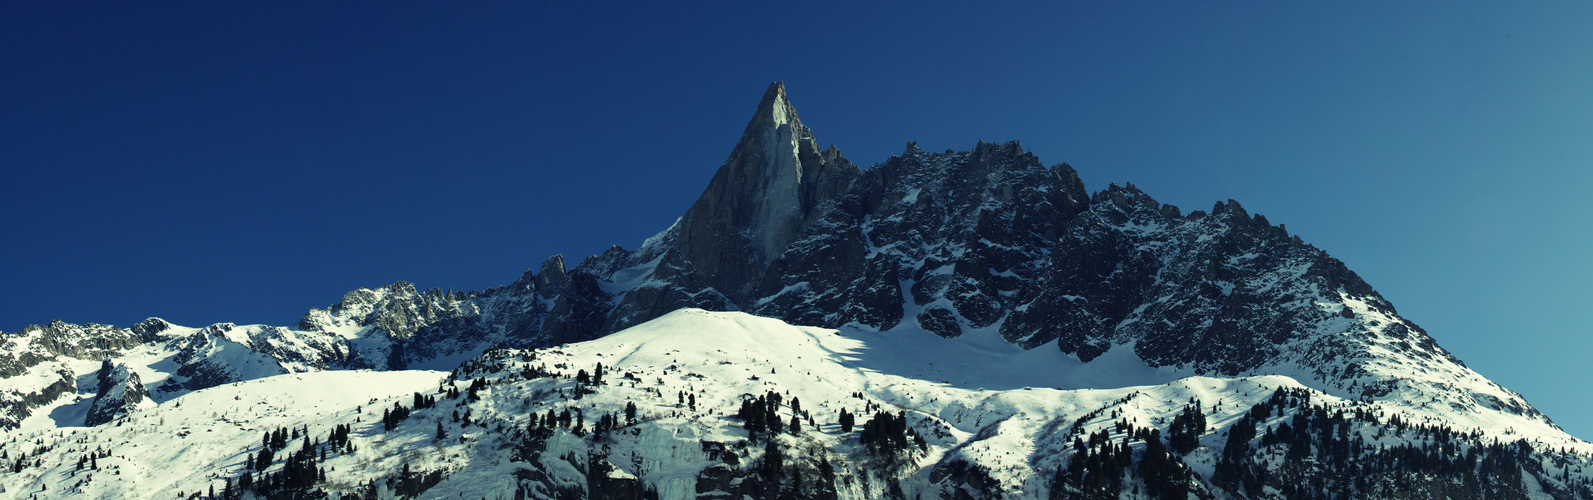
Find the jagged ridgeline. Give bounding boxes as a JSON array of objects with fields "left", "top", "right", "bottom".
[{"left": 2, "top": 83, "right": 1590, "bottom": 499}]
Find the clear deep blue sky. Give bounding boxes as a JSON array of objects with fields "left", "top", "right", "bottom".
[{"left": 4, "top": 3, "right": 1591, "bottom": 437}]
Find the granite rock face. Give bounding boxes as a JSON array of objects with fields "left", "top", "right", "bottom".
[
  {"left": 596, "top": 82, "right": 862, "bottom": 334},
  {"left": 751, "top": 140, "right": 1089, "bottom": 333},
  {"left": 84, "top": 359, "right": 148, "bottom": 426}
]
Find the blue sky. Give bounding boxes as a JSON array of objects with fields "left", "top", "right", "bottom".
[{"left": 4, "top": 3, "right": 1591, "bottom": 437}]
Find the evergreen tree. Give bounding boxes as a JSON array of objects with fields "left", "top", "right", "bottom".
[
  {"left": 762, "top": 439, "right": 783, "bottom": 481},
  {"left": 819, "top": 456, "right": 837, "bottom": 498},
  {"left": 257, "top": 448, "right": 273, "bottom": 470},
  {"left": 741, "top": 398, "right": 765, "bottom": 434}
]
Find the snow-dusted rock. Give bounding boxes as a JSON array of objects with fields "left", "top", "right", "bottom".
[{"left": 84, "top": 359, "right": 149, "bottom": 426}]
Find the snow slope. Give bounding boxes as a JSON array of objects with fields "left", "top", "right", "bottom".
[
  {"left": 1, "top": 370, "right": 444, "bottom": 498},
  {"left": 4, "top": 309, "right": 1591, "bottom": 498}
]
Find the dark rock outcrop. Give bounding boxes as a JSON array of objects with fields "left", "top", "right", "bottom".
[{"left": 85, "top": 359, "right": 148, "bottom": 426}]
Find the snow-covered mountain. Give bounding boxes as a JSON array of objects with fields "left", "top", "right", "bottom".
[{"left": 2, "top": 83, "right": 1590, "bottom": 499}]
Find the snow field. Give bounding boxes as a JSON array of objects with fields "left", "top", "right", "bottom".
[
  {"left": 6, "top": 308, "right": 1591, "bottom": 498},
  {"left": 0, "top": 370, "right": 444, "bottom": 499}
]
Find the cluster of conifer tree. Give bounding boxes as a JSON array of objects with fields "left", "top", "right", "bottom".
[
  {"left": 737, "top": 391, "right": 802, "bottom": 439},
  {"left": 211, "top": 425, "right": 337, "bottom": 499},
  {"left": 72, "top": 448, "right": 107, "bottom": 472},
  {"left": 380, "top": 401, "right": 411, "bottom": 432},
  {"left": 1166, "top": 400, "right": 1207, "bottom": 455},
  {"left": 1051, "top": 401, "right": 1208, "bottom": 498},
  {"left": 1210, "top": 387, "right": 1593, "bottom": 499},
  {"left": 858, "top": 410, "right": 926, "bottom": 457},
  {"left": 836, "top": 408, "right": 855, "bottom": 433},
  {"left": 1054, "top": 420, "right": 1196, "bottom": 499}
]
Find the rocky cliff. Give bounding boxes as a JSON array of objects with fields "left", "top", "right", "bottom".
[{"left": 84, "top": 359, "right": 148, "bottom": 426}]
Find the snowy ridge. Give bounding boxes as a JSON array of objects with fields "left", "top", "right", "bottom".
[
  {"left": 2, "top": 370, "right": 445, "bottom": 498},
  {"left": 0, "top": 277, "right": 568, "bottom": 429},
  {"left": 1044, "top": 186, "right": 1554, "bottom": 442},
  {"left": 7, "top": 310, "right": 1585, "bottom": 498}
]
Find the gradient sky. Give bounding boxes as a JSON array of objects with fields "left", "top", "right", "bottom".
[{"left": 4, "top": 2, "right": 1591, "bottom": 437}]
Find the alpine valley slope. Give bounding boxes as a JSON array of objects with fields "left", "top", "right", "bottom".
[{"left": 1, "top": 83, "right": 1590, "bottom": 499}]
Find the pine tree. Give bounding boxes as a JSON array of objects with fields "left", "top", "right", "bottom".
[
  {"left": 769, "top": 407, "right": 783, "bottom": 434},
  {"left": 257, "top": 447, "right": 273, "bottom": 470},
  {"left": 626, "top": 401, "right": 639, "bottom": 425},
  {"left": 763, "top": 439, "right": 784, "bottom": 481},
  {"left": 741, "top": 398, "right": 765, "bottom": 434},
  {"left": 819, "top": 456, "right": 837, "bottom": 494},
  {"left": 436, "top": 421, "right": 447, "bottom": 440}
]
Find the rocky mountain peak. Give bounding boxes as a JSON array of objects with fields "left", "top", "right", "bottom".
[
  {"left": 131, "top": 317, "right": 173, "bottom": 340},
  {"left": 679, "top": 81, "right": 859, "bottom": 269},
  {"left": 535, "top": 254, "right": 568, "bottom": 298},
  {"left": 594, "top": 83, "right": 864, "bottom": 333}
]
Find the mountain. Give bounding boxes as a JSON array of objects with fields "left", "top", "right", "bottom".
[{"left": 1, "top": 83, "right": 1589, "bottom": 499}]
